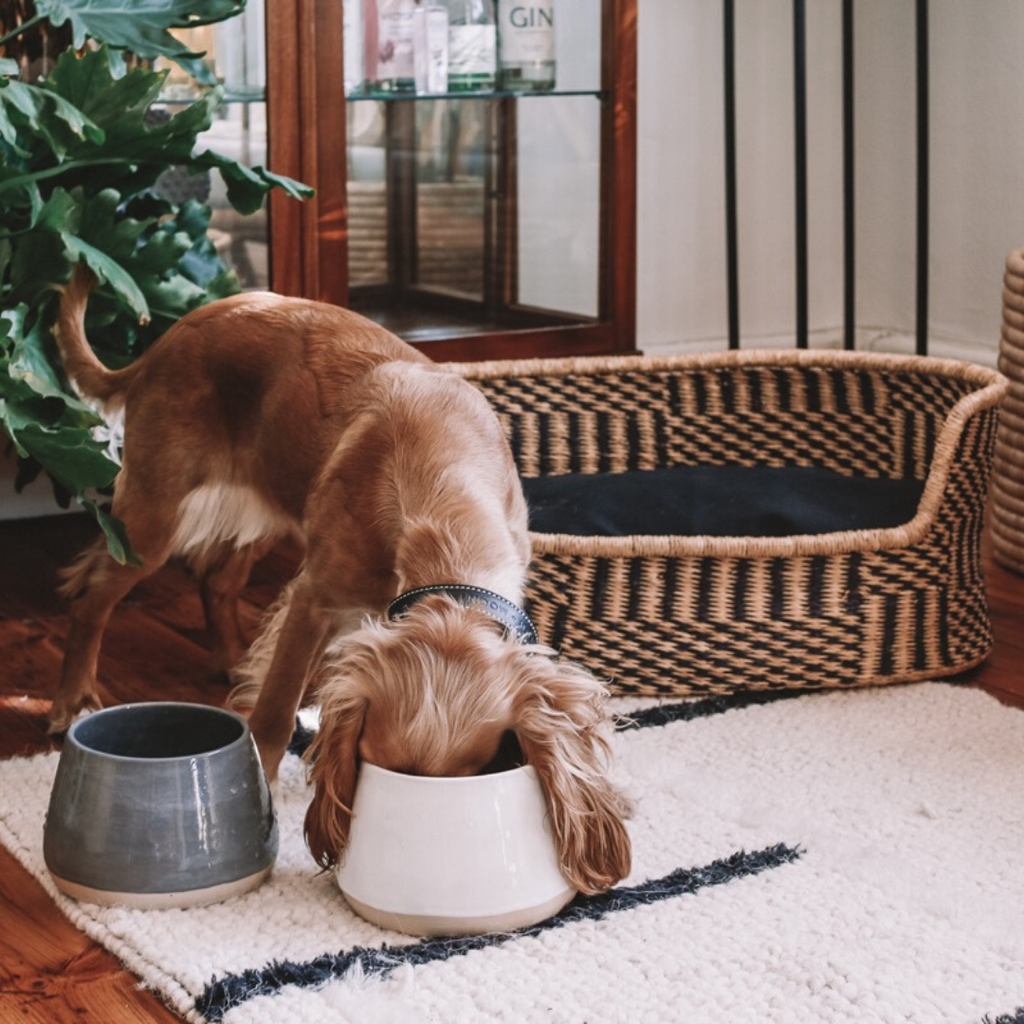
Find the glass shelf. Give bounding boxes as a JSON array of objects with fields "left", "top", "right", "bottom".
[
  {"left": 157, "top": 87, "right": 603, "bottom": 108},
  {"left": 158, "top": 89, "right": 267, "bottom": 106},
  {"left": 347, "top": 88, "right": 605, "bottom": 103}
]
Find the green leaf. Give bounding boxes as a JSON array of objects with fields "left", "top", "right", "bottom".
[
  {"left": 40, "top": 51, "right": 221, "bottom": 195},
  {"left": 8, "top": 311, "right": 81, "bottom": 406},
  {"left": 0, "top": 76, "right": 103, "bottom": 159},
  {"left": 76, "top": 188, "right": 148, "bottom": 262},
  {"left": 23, "top": 182, "right": 44, "bottom": 229},
  {"left": 81, "top": 498, "right": 142, "bottom": 566},
  {"left": 174, "top": 215, "right": 236, "bottom": 289},
  {"left": 35, "top": 0, "right": 246, "bottom": 86},
  {"left": 0, "top": 59, "right": 19, "bottom": 79},
  {"left": 14, "top": 421, "right": 119, "bottom": 493},
  {"left": 61, "top": 233, "right": 150, "bottom": 322},
  {"left": 34, "top": 186, "right": 79, "bottom": 233},
  {"left": 45, "top": 48, "right": 161, "bottom": 132},
  {"left": 7, "top": 230, "right": 67, "bottom": 305},
  {"left": 196, "top": 150, "right": 315, "bottom": 216},
  {"left": 1, "top": 304, "right": 102, "bottom": 426},
  {"left": 0, "top": 305, "right": 25, "bottom": 346}
]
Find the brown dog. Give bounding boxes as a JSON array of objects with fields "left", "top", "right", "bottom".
[{"left": 50, "top": 265, "right": 630, "bottom": 895}]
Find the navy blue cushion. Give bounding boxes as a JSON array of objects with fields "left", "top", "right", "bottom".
[{"left": 522, "top": 466, "right": 925, "bottom": 538}]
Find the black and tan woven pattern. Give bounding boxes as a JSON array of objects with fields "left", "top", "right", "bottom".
[
  {"left": 991, "top": 250, "right": 1024, "bottom": 575},
  {"left": 455, "top": 350, "right": 1007, "bottom": 697}
]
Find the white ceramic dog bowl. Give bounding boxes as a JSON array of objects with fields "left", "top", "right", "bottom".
[
  {"left": 43, "top": 702, "right": 278, "bottom": 909},
  {"left": 336, "top": 761, "right": 576, "bottom": 936}
]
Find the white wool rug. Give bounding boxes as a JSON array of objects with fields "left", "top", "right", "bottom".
[{"left": 2, "top": 683, "right": 1024, "bottom": 1024}]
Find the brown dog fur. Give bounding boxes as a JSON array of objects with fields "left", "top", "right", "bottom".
[{"left": 50, "top": 265, "right": 631, "bottom": 894}]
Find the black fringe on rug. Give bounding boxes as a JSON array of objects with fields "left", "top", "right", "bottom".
[
  {"left": 983, "top": 1009, "right": 1024, "bottom": 1024},
  {"left": 196, "top": 843, "right": 803, "bottom": 1022},
  {"left": 612, "top": 687, "right": 820, "bottom": 732}
]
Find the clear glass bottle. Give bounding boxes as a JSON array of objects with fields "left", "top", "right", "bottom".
[
  {"left": 375, "top": 0, "right": 417, "bottom": 92},
  {"left": 497, "top": 1, "right": 555, "bottom": 91},
  {"left": 445, "top": 0, "right": 497, "bottom": 92},
  {"left": 213, "top": 3, "right": 266, "bottom": 97},
  {"left": 413, "top": 1, "right": 449, "bottom": 94},
  {"left": 343, "top": 0, "right": 366, "bottom": 95}
]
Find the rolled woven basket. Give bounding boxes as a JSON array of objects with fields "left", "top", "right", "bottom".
[
  {"left": 456, "top": 349, "right": 1007, "bottom": 698},
  {"left": 992, "top": 250, "right": 1024, "bottom": 575}
]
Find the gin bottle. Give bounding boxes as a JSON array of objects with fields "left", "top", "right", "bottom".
[
  {"left": 445, "top": 0, "right": 497, "bottom": 92},
  {"left": 498, "top": 1, "right": 555, "bottom": 91}
]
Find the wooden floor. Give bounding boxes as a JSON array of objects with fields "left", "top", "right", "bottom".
[{"left": 0, "top": 513, "right": 1022, "bottom": 1023}]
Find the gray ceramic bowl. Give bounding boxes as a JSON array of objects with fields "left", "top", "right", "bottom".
[{"left": 43, "top": 702, "right": 277, "bottom": 909}]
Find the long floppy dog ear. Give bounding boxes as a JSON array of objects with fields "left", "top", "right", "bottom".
[
  {"left": 510, "top": 654, "right": 631, "bottom": 895},
  {"left": 303, "top": 688, "right": 367, "bottom": 870}
]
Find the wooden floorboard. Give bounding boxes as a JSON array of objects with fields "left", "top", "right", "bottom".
[{"left": 0, "top": 512, "right": 1021, "bottom": 1022}]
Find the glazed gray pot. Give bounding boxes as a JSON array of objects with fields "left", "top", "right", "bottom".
[{"left": 43, "top": 702, "right": 277, "bottom": 909}]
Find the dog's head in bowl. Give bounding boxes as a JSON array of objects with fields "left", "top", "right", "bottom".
[{"left": 302, "top": 598, "right": 631, "bottom": 925}]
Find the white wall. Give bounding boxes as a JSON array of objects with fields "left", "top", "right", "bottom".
[
  {"left": 0, "top": 449, "right": 75, "bottom": 520},
  {"left": 638, "top": 0, "right": 1024, "bottom": 365},
  {"left": 517, "top": 0, "right": 602, "bottom": 317}
]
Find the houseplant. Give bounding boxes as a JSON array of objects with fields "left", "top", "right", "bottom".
[{"left": 0, "top": 0, "right": 312, "bottom": 561}]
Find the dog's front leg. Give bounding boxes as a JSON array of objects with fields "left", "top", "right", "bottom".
[{"left": 247, "top": 578, "right": 332, "bottom": 782}]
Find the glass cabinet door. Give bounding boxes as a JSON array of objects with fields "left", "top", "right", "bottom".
[
  {"left": 155, "top": 2, "right": 634, "bottom": 360},
  {"left": 270, "top": 0, "right": 635, "bottom": 362},
  {"left": 344, "top": 1, "right": 604, "bottom": 345}
]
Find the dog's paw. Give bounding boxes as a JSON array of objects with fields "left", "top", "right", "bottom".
[{"left": 46, "top": 695, "right": 103, "bottom": 736}]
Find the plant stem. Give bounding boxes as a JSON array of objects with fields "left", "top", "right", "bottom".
[
  {"left": 0, "top": 13, "right": 43, "bottom": 50},
  {"left": 0, "top": 159, "right": 139, "bottom": 196}
]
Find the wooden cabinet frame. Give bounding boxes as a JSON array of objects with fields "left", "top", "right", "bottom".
[{"left": 266, "top": 0, "right": 636, "bottom": 361}]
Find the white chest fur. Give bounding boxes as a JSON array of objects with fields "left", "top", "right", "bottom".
[{"left": 170, "top": 483, "right": 296, "bottom": 559}]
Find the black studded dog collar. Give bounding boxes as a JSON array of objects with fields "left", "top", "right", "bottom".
[{"left": 386, "top": 584, "right": 539, "bottom": 645}]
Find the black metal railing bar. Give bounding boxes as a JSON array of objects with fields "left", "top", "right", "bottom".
[
  {"left": 721, "top": 0, "right": 929, "bottom": 355},
  {"left": 723, "top": 0, "right": 740, "bottom": 350},
  {"left": 793, "top": 0, "right": 809, "bottom": 349}
]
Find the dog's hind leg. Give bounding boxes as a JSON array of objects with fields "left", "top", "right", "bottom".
[
  {"left": 197, "top": 538, "right": 276, "bottom": 675},
  {"left": 49, "top": 514, "right": 177, "bottom": 735}
]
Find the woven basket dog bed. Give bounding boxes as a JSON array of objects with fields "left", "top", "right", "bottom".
[
  {"left": 456, "top": 350, "right": 1007, "bottom": 697},
  {"left": 992, "top": 249, "right": 1024, "bottom": 575}
]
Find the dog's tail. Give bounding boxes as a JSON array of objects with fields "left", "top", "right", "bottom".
[{"left": 55, "top": 263, "right": 136, "bottom": 410}]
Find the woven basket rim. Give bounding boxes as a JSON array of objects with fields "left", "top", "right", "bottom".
[
  {"left": 451, "top": 349, "right": 1008, "bottom": 559},
  {"left": 451, "top": 346, "right": 1004, "bottom": 387}
]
